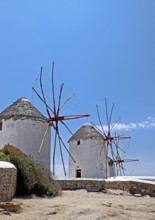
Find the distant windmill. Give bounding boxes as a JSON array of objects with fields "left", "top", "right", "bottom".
[
  {"left": 92, "top": 98, "right": 139, "bottom": 177},
  {"left": 32, "top": 62, "right": 90, "bottom": 176}
]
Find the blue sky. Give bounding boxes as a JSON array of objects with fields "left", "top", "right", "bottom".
[{"left": 0, "top": 1, "right": 155, "bottom": 177}]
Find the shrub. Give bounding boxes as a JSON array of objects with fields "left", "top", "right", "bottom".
[
  {"left": 1, "top": 144, "right": 60, "bottom": 197},
  {"left": 0, "top": 152, "right": 10, "bottom": 162}
]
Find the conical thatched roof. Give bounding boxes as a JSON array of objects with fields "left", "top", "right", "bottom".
[
  {"left": 0, "top": 97, "right": 46, "bottom": 121},
  {"left": 68, "top": 123, "right": 104, "bottom": 142}
]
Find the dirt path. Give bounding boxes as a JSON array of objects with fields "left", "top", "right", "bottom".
[{"left": 0, "top": 190, "right": 155, "bottom": 220}]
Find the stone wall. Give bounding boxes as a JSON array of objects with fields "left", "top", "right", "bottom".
[
  {"left": 0, "top": 167, "right": 17, "bottom": 201},
  {"left": 105, "top": 180, "right": 155, "bottom": 197},
  {"left": 56, "top": 179, "right": 155, "bottom": 197},
  {"left": 56, "top": 179, "right": 105, "bottom": 192}
]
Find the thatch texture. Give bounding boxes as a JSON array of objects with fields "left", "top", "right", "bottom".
[{"left": 0, "top": 97, "right": 45, "bottom": 121}]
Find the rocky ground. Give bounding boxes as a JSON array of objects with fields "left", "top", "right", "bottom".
[{"left": 0, "top": 189, "right": 155, "bottom": 220}]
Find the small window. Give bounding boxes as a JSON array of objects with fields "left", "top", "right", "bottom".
[
  {"left": 77, "top": 140, "right": 80, "bottom": 145},
  {"left": 0, "top": 121, "right": 2, "bottom": 131}
]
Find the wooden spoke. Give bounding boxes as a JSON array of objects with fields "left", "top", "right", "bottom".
[
  {"left": 38, "top": 126, "right": 49, "bottom": 153},
  {"left": 110, "top": 116, "right": 121, "bottom": 132},
  {"left": 40, "top": 66, "right": 52, "bottom": 118},
  {"left": 58, "top": 134, "right": 67, "bottom": 176},
  {"left": 57, "top": 83, "right": 64, "bottom": 115},
  {"left": 121, "top": 159, "right": 139, "bottom": 163},
  {"left": 112, "top": 139, "right": 126, "bottom": 154},
  {"left": 60, "top": 121, "right": 74, "bottom": 136},
  {"left": 105, "top": 97, "right": 110, "bottom": 131},
  {"left": 32, "top": 87, "right": 54, "bottom": 114},
  {"left": 52, "top": 61, "right": 56, "bottom": 113},
  {"left": 58, "top": 133, "right": 76, "bottom": 163},
  {"left": 91, "top": 122, "right": 105, "bottom": 136},
  {"left": 60, "top": 94, "right": 75, "bottom": 110},
  {"left": 96, "top": 105, "right": 106, "bottom": 137},
  {"left": 109, "top": 103, "right": 114, "bottom": 126},
  {"left": 109, "top": 142, "right": 116, "bottom": 161},
  {"left": 61, "top": 114, "right": 90, "bottom": 120},
  {"left": 105, "top": 142, "right": 108, "bottom": 178},
  {"left": 53, "top": 132, "right": 58, "bottom": 176}
]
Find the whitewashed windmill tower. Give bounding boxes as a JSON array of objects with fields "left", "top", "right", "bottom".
[
  {"left": 68, "top": 123, "right": 115, "bottom": 179},
  {"left": 0, "top": 97, "right": 51, "bottom": 170}
]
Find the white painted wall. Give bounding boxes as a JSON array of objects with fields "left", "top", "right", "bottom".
[
  {"left": 69, "top": 136, "right": 114, "bottom": 179},
  {"left": 0, "top": 119, "right": 51, "bottom": 170}
]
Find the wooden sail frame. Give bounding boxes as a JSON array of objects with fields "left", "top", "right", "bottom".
[
  {"left": 32, "top": 62, "right": 90, "bottom": 176},
  {"left": 92, "top": 98, "right": 139, "bottom": 178}
]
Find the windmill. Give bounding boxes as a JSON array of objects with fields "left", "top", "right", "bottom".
[
  {"left": 92, "top": 98, "right": 139, "bottom": 178},
  {"left": 32, "top": 62, "right": 90, "bottom": 176}
]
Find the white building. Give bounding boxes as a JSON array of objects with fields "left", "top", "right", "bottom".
[
  {"left": 0, "top": 97, "right": 51, "bottom": 170},
  {"left": 68, "top": 123, "right": 115, "bottom": 179}
]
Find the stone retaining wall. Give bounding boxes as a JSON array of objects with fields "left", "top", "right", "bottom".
[
  {"left": 56, "top": 179, "right": 155, "bottom": 197},
  {"left": 105, "top": 180, "right": 155, "bottom": 197},
  {"left": 56, "top": 179, "right": 105, "bottom": 192},
  {"left": 0, "top": 166, "right": 17, "bottom": 201}
]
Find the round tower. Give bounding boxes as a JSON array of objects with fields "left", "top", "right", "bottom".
[
  {"left": 0, "top": 97, "right": 51, "bottom": 170},
  {"left": 68, "top": 123, "right": 115, "bottom": 179}
]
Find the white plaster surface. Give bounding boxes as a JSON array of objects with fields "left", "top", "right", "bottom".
[
  {"left": 106, "top": 176, "right": 155, "bottom": 185},
  {"left": 69, "top": 137, "right": 115, "bottom": 179},
  {"left": 0, "top": 118, "right": 51, "bottom": 170},
  {"left": 0, "top": 161, "right": 16, "bottom": 169}
]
